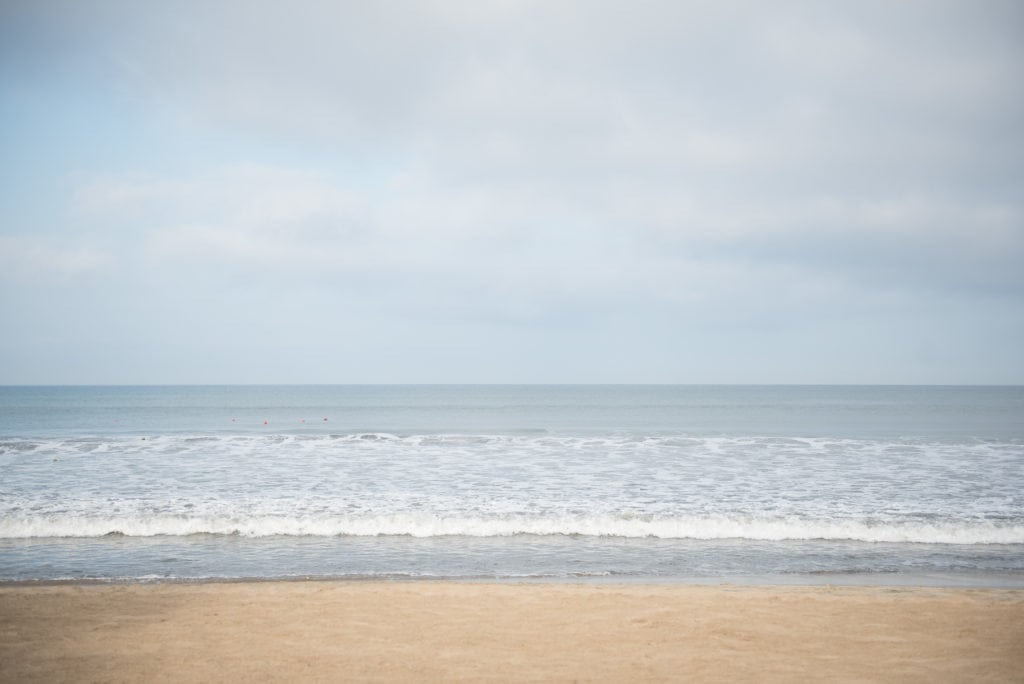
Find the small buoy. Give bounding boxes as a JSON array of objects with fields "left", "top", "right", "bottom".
[
  {"left": 301, "top": 418, "right": 305, "bottom": 423},
  {"left": 263, "top": 420, "right": 268, "bottom": 425},
  {"left": 323, "top": 417, "right": 328, "bottom": 422}
]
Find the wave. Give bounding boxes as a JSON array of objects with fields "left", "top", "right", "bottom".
[
  {"left": 4, "top": 431, "right": 1019, "bottom": 452},
  {"left": 2, "top": 513, "right": 1022, "bottom": 544}
]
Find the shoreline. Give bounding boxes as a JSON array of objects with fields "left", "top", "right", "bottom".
[
  {"left": 4, "top": 569, "right": 1024, "bottom": 589},
  {"left": 2, "top": 580, "right": 1022, "bottom": 682}
]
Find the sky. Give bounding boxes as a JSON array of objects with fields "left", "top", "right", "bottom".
[{"left": 1, "top": 0, "right": 1022, "bottom": 384}]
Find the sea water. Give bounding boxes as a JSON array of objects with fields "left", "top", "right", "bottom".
[{"left": 1, "top": 385, "right": 1022, "bottom": 585}]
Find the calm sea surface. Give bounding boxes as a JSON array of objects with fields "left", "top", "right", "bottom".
[{"left": 1, "top": 385, "right": 1022, "bottom": 585}]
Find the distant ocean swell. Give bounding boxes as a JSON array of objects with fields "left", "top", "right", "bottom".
[{"left": 2, "top": 513, "right": 1022, "bottom": 544}]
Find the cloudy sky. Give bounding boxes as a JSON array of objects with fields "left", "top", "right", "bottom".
[{"left": 1, "top": 1, "right": 1022, "bottom": 384}]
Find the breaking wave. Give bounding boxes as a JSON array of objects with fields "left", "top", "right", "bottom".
[{"left": 2, "top": 513, "right": 1022, "bottom": 545}]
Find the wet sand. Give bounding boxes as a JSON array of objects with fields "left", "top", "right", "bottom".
[{"left": 1, "top": 581, "right": 1022, "bottom": 682}]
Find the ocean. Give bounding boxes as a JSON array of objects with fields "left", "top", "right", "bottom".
[{"left": 1, "top": 385, "right": 1022, "bottom": 586}]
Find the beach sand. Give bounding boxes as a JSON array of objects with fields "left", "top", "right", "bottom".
[{"left": 1, "top": 581, "right": 1022, "bottom": 682}]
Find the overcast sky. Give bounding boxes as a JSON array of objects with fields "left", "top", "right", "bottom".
[{"left": 1, "top": 1, "right": 1022, "bottom": 384}]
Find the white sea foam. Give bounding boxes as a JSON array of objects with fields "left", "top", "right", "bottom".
[
  {"left": 3, "top": 432, "right": 1023, "bottom": 547},
  {"left": 2, "top": 513, "right": 1022, "bottom": 544}
]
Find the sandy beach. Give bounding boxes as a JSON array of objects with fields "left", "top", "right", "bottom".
[{"left": 1, "top": 581, "right": 1021, "bottom": 682}]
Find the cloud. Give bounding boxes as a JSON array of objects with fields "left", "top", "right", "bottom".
[
  {"left": 1, "top": 0, "right": 1022, "bottom": 382},
  {"left": 61, "top": 162, "right": 897, "bottom": 334},
  {"left": 0, "top": 235, "right": 112, "bottom": 284},
  {"left": 75, "top": 165, "right": 370, "bottom": 269}
]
